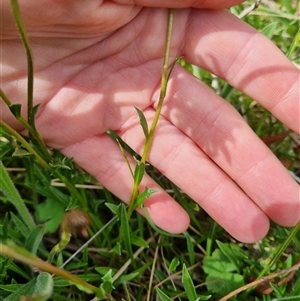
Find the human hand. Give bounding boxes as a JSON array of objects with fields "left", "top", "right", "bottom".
[{"left": 1, "top": 0, "right": 299, "bottom": 243}]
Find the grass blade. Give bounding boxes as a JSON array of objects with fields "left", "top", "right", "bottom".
[
  {"left": 120, "top": 204, "right": 134, "bottom": 265},
  {"left": 9, "top": 0, "right": 34, "bottom": 128},
  {"left": 182, "top": 264, "right": 197, "bottom": 301},
  {"left": 155, "top": 287, "right": 173, "bottom": 301},
  {"left": 184, "top": 232, "right": 195, "bottom": 266},
  {"left": 0, "top": 160, "right": 35, "bottom": 230}
]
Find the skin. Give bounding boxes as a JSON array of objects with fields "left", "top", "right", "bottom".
[{"left": 1, "top": 0, "right": 299, "bottom": 243}]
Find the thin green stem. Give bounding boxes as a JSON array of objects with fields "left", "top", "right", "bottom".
[
  {"left": 8, "top": 1, "right": 51, "bottom": 161},
  {"left": 0, "top": 88, "right": 12, "bottom": 107},
  {"left": 10, "top": 0, "right": 34, "bottom": 128},
  {"left": 257, "top": 220, "right": 300, "bottom": 279},
  {"left": 0, "top": 120, "right": 88, "bottom": 209},
  {"left": 0, "top": 119, "right": 51, "bottom": 170},
  {"left": 141, "top": 9, "right": 174, "bottom": 164},
  {"left": 127, "top": 8, "right": 174, "bottom": 218},
  {"left": 0, "top": 242, "right": 98, "bottom": 294},
  {"left": 1, "top": 88, "right": 35, "bottom": 136},
  {"left": 1, "top": 91, "right": 51, "bottom": 163},
  {"left": 57, "top": 173, "right": 88, "bottom": 210}
]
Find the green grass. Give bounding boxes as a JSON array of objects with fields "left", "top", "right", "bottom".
[{"left": 1, "top": 1, "right": 300, "bottom": 300}]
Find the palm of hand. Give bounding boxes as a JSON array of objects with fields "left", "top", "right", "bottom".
[{"left": 2, "top": 1, "right": 299, "bottom": 242}]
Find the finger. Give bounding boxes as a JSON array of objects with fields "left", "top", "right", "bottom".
[
  {"left": 60, "top": 134, "right": 190, "bottom": 234},
  {"left": 119, "top": 109, "right": 270, "bottom": 243},
  {"left": 182, "top": 9, "right": 299, "bottom": 133},
  {"left": 116, "top": 0, "right": 245, "bottom": 9},
  {"left": 157, "top": 65, "right": 300, "bottom": 227}
]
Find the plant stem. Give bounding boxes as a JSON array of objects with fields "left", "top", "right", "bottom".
[
  {"left": 8, "top": 1, "right": 51, "bottom": 161},
  {"left": 127, "top": 8, "right": 174, "bottom": 218},
  {"left": 1, "top": 87, "right": 51, "bottom": 162},
  {"left": 0, "top": 119, "right": 51, "bottom": 170},
  {"left": 0, "top": 241, "right": 98, "bottom": 294},
  {"left": 258, "top": 220, "right": 300, "bottom": 279},
  {"left": 10, "top": 0, "right": 34, "bottom": 129},
  {"left": 0, "top": 120, "right": 88, "bottom": 209}
]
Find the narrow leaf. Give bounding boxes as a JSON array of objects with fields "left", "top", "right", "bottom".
[
  {"left": 3, "top": 279, "right": 35, "bottom": 301},
  {"left": 130, "top": 235, "right": 149, "bottom": 248},
  {"left": 120, "top": 204, "right": 134, "bottom": 264},
  {"left": 135, "top": 107, "right": 149, "bottom": 139},
  {"left": 10, "top": 212, "right": 30, "bottom": 237},
  {"left": 182, "top": 264, "right": 197, "bottom": 301},
  {"left": 1, "top": 212, "right": 9, "bottom": 240},
  {"left": 25, "top": 225, "right": 45, "bottom": 255},
  {"left": 114, "top": 271, "right": 140, "bottom": 287},
  {"left": 134, "top": 187, "right": 157, "bottom": 210},
  {"left": 133, "top": 162, "right": 145, "bottom": 186},
  {"left": 169, "top": 257, "right": 180, "bottom": 273},
  {"left": 105, "top": 203, "right": 120, "bottom": 215},
  {"left": 0, "top": 160, "right": 35, "bottom": 230},
  {"left": 155, "top": 287, "right": 173, "bottom": 301},
  {"left": 184, "top": 232, "right": 195, "bottom": 266}
]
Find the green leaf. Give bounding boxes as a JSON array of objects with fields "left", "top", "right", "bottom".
[
  {"left": 0, "top": 255, "right": 31, "bottom": 281},
  {"left": 29, "top": 272, "right": 53, "bottom": 301},
  {"left": 0, "top": 160, "right": 35, "bottom": 230},
  {"left": 114, "top": 271, "right": 140, "bottom": 287},
  {"left": 135, "top": 107, "right": 149, "bottom": 139},
  {"left": 169, "top": 257, "right": 180, "bottom": 273},
  {"left": 216, "top": 240, "right": 245, "bottom": 273},
  {"left": 31, "top": 166, "right": 69, "bottom": 206},
  {"left": 36, "top": 198, "right": 65, "bottom": 233},
  {"left": 130, "top": 234, "right": 149, "bottom": 248},
  {"left": 286, "top": 27, "right": 300, "bottom": 59},
  {"left": 8, "top": 103, "right": 22, "bottom": 118},
  {"left": 1, "top": 212, "right": 9, "bottom": 240},
  {"left": 49, "top": 156, "right": 73, "bottom": 171},
  {"left": 205, "top": 272, "right": 244, "bottom": 297},
  {"left": 261, "top": 22, "right": 278, "bottom": 39},
  {"left": 184, "top": 232, "right": 195, "bottom": 266},
  {"left": 155, "top": 287, "right": 173, "bottom": 301},
  {"left": 32, "top": 103, "right": 41, "bottom": 118},
  {"left": 110, "top": 242, "right": 122, "bottom": 255},
  {"left": 134, "top": 187, "right": 157, "bottom": 210},
  {"left": 120, "top": 204, "right": 134, "bottom": 263},
  {"left": 12, "top": 147, "right": 32, "bottom": 157},
  {"left": 0, "top": 283, "right": 24, "bottom": 293},
  {"left": 203, "top": 247, "right": 244, "bottom": 296},
  {"left": 182, "top": 264, "right": 197, "bottom": 301},
  {"left": 133, "top": 162, "right": 145, "bottom": 186},
  {"left": 203, "top": 249, "right": 237, "bottom": 275},
  {"left": 105, "top": 203, "right": 120, "bottom": 215},
  {"left": 101, "top": 269, "right": 114, "bottom": 294},
  {"left": 10, "top": 212, "right": 30, "bottom": 237},
  {"left": 3, "top": 279, "right": 35, "bottom": 301},
  {"left": 95, "top": 267, "right": 116, "bottom": 276},
  {"left": 25, "top": 225, "right": 45, "bottom": 255}
]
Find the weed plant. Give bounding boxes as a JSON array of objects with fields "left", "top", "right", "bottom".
[{"left": 0, "top": 1, "right": 300, "bottom": 301}]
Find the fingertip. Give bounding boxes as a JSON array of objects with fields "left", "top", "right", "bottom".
[
  {"left": 140, "top": 193, "right": 190, "bottom": 234},
  {"left": 227, "top": 212, "right": 270, "bottom": 243}
]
